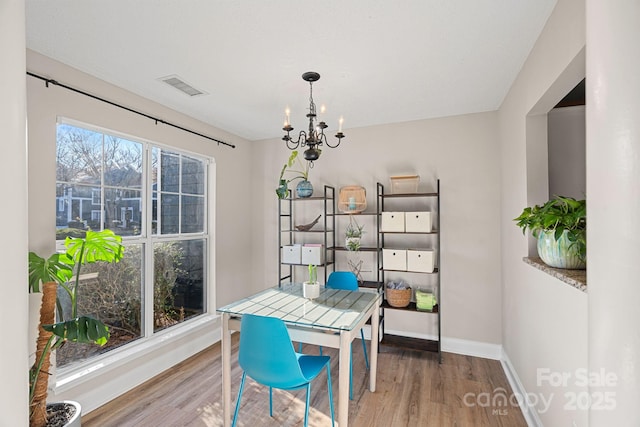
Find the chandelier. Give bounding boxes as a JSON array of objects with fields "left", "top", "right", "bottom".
[{"left": 282, "top": 71, "right": 345, "bottom": 161}]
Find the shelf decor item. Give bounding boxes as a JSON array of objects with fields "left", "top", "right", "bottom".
[
  {"left": 276, "top": 150, "right": 313, "bottom": 199},
  {"left": 345, "top": 216, "right": 365, "bottom": 251},
  {"left": 276, "top": 179, "right": 288, "bottom": 199},
  {"left": 338, "top": 185, "right": 367, "bottom": 213},
  {"left": 303, "top": 264, "right": 320, "bottom": 299},
  {"left": 295, "top": 214, "right": 321, "bottom": 231},
  {"left": 416, "top": 289, "right": 437, "bottom": 312},
  {"left": 296, "top": 179, "right": 314, "bottom": 198},
  {"left": 386, "top": 281, "right": 412, "bottom": 308},
  {"left": 390, "top": 174, "right": 420, "bottom": 194},
  {"left": 514, "top": 195, "right": 586, "bottom": 269}
]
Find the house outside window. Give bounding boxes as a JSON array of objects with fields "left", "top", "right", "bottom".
[{"left": 55, "top": 120, "right": 209, "bottom": 367}]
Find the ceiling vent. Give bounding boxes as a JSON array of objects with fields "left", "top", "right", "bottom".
[{"left": 159, "top": 75, "right": 207, "bottom": 97}]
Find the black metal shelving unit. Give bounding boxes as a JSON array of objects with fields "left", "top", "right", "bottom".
[
  {"left": 278, "top": 185, "right": 336, "bottom": 286},
  {"left": 377, "top": 179, "right": 442, "bottom": 362}
]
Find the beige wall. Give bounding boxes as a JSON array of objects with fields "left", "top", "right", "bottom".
[
  {"left": 252, "top": 111, "right": 503, "bottom": 348},
  {"left": 0, "top": 0, "right": 29, "bottom": 424},
  {"left": 548, "top": 105, "right": 586, "bottom": 199},
  {"left": 587, "top": 1, "right": 640, "bottom": 424},
  {"left": 499, "top": 0, "right": 588, "bottom": 425}
]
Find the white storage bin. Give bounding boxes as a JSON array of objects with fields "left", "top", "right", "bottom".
[
  {"left": 381, "top": 212, "right": 405, "bottom": 232},
  {"left": 407, "top": 250, "right": 434, "bottom": 273},
  {"left": 405, "top": 211, "right": 432, "bottom": 233},
  {"left": 282, "top": 244, "right": 302, "bottom": 264},
  {"left": 301, "top": 245, "right": 324, "bottom": 265},
  {"left": 383, "top": 248, "right": 407, "bottom": 271}
]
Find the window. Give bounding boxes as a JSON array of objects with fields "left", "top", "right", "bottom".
[{"left": 55, "top": 120, "right": 209, "bottom": 367}]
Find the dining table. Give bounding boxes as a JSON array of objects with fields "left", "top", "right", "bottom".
[{"left": 217, "top": 282, "right": 381, "bottom": 426}]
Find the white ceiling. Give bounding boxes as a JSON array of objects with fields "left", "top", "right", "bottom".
[{"left": 25, "top": 0, "right": 557, "bottom": 142}]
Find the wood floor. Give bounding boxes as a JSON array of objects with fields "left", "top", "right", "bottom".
[{"left": 82, "top": 335, "right": 527, "bottom": 426}]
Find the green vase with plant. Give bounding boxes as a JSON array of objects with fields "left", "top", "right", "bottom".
[
  {"left": 28, "top": 229, "right": 124, "bottom": 427},
  {"left": 514, "top": 195, "right": 586, "bottom": 269},
  {"left": 276, "top": 150, "right": 313, "bottom": 198}
]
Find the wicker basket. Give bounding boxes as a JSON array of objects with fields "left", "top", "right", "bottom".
[{"left": 386, "top": 287, "right": 412, "bottom": 308}]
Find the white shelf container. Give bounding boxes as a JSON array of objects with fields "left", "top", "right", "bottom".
[
  {"left": 301, "top": 245, "right": 324, "bottom": 265},
  {"left": 407, "top": 249, "right": 434, "bottom": 273},
  {"left": 405, "top": 211, "right": 432, "bottom": 233},
  {"left": 381, "top": 212, "right": 405, "bottom": 232},
  {"left": 282, "top": 244, "right": 302, "bottom": 264},
  {"left": 383, "top": 248, "right": 407, "bottom": 271}
]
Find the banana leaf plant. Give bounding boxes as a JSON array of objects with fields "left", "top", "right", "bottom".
[{"left": 28, "top": 229, "right": 124, "bottom": 427}]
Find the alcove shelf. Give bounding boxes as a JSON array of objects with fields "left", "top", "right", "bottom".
[{"left": 523, "top": 257, "right": 586, "bottom": 292}]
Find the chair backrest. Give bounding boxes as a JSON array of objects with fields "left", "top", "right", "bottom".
[
  {"left": 326, "top": 271, "right": 359, "bottom": 291},
  {"left": 238, "top": 314, "right": 308, "bottom": 389}
]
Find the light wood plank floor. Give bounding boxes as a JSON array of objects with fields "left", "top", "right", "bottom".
[{"left": 82, "top": 335, "right": 527, "bottom": 426}]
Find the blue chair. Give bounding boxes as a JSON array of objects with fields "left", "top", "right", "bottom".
[
  {"left": 232, "top": 314, "right": 335, "bottom": 427},
  {"left": 299, "top": 271, "right": 370, "bottom": 400}
]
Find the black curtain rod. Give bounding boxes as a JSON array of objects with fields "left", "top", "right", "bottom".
[{"left": 26, "top": 71, "right": 235, "bottom": 149}]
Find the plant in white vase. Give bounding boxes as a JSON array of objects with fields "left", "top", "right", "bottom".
[{"left": 303, "top": 264, "right": 320, "bottom": 299}]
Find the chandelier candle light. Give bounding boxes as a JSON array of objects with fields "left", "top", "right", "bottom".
[{"left": 282, "top": 71, "right": 345, "bottom": 162}]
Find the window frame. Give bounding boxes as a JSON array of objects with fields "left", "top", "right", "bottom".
[{"left": 54, "top": 117, "right": 214, "bottom": 377}]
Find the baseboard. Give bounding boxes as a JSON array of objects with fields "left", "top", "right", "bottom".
[
  {"left": 381, "top": 328, "right": 503, "bottom": 360},
  {"left": 501, "top": 350, "right": 543, "bottom": 427}
]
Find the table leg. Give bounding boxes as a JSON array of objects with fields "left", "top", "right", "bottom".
[
  {"left": 222, "top": 313, "right": 231, "bottom": 427},
  {"left": 339, "top": 331, "right": 350, "bottom": 426},
  {"left": 370, "top": 304, "right": 379, "bottom": 392}
]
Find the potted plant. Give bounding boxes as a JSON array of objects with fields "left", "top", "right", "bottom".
[
  {"left": 514, "top": 195, "right": 586, "bottom": 269},
  {"left": 303, "top": 264, "right": 320, "bottom": 299},
  {"left": 345, "top": 216, "right": 365, "bottom": 251},
  {"left": 29, "top": 229, "right": 124, "bottom": 427},
  {"left": 275, "top": 150, "right": 313, "bottom": 198}
]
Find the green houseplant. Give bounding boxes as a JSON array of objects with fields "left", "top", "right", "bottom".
[
  {"left": 29, "top": 229, "right": 124, "bottom": 427},
  {"left": 514, "top": 195, "right": 586, "bottom": 269},
  {"left": 276, "top": 150, "right": 312, "bottom": 199}
]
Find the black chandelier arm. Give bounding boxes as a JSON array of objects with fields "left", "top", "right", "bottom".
[
  {"left": 283, "top": 130, "right": 310, "bottom": 149},
  {"left": 284, "top": 136, "right": 300, "bottom": 150},
  {"left": 324, "top": 132, "right": 345, "bottom": 148}
]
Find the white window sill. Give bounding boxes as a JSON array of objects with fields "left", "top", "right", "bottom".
[{"left": 54, "top": 313, "right": 220, "bottom": 393}]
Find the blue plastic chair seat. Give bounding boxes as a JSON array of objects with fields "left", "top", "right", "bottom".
[{"left": 232, "top": 314, "right": 334, "bottom": 427}]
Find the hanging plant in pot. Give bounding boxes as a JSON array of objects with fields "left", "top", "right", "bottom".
[
  {"left": 514, "top": 195, "right": 586, "bottom": 269},
  {"left": 28, "top": 229, "right": 124, "bottom": 427},
  {"left": 345, "top": 216, "right": 365, "bottom": 251},
  {"left": 275, "top": 150, "right": 314, "bottom": 199}
]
